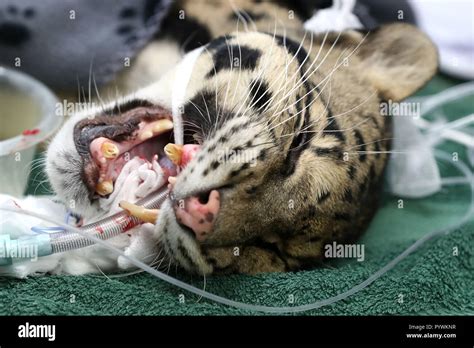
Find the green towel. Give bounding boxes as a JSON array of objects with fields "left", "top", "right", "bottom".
[{"left": 1, "top": 75, "right": 473, "bottom": 315}]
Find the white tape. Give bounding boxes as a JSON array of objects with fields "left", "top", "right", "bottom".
[{"left": 171, "top": 46, "right": 205, "bottom": 146}]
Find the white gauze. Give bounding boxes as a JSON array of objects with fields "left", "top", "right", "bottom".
[
  {"left": 98, "top": 156, "right": 166, "bottom": 216},
  {"left": 96, "top": 156, "right": 167, "bottom": 270}
]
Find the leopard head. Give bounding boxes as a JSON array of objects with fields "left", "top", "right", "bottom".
[{"left": 46, "top": 24, "right": 437, "bottom": 274}]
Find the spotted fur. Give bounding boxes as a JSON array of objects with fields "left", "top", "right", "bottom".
[{"left": 46, "top": 0, "right": 437, "bottom": 274}]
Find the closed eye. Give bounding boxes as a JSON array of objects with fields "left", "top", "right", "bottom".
[{"left": 281, "top": 120, "right": 311, "bottom": 176}]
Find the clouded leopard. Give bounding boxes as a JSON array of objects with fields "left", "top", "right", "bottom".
[{"left": 46, "top": 0, "right": 438, "bottom": 275}]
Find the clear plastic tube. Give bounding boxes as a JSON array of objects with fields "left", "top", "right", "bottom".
[
  {"left": 1, "top": 150, "right": 472, "bottom": 313},
  {"left": 48, "top": 186, "right": 168, "bottom": 253},
  {"left": 411, "top": 81, "right": 474, "bottom": 115}
]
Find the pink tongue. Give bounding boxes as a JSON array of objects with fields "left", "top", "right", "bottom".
[{"left": 159, "top": 156, "right": 178, "bottom": 177}]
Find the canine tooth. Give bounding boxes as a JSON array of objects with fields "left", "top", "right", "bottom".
[
  {"left": 153, "top": 119, "right": 173, "bottom": 133},
  {"left": 96, "top": 180, "right": 113, "bottom": 196},
  {"left": 101, "top": 142, "right": 119, "bottom": 159},
  {"left": 119, "top": 201, "right": 159, "bottom": 224},
  {"left": 168, "top": 176, "right": 177, "bottom": 185},
  {"left": 164, "top": 143, "right": 183, "bottom": 166},
  {"left": 140, "top": 131, "right": 153, "bottom": 141}
]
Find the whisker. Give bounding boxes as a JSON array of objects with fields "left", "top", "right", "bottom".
[
  {"left": 266, "top": 32, "right": 370, "bottom": 135},
  {"left": 93, "top": 72, "right": 107, "bottom": 111},
  {"left": 267, "top": 45, "right": 343, "bottom": 132},
  {"left": 231, "top": 19, "right": 289, "bottom": 121},
  {"left": 196, "top": 273, "right": 206, "bottom": 303},
  {"left": 345, "top": 137, "right": 395, "bottom": 150},
  {"left": 230, "top": 1, "right": 250, "bottom": 32},
  {"left": 246, "top": 27, "right": 315, "bottom": 118}
]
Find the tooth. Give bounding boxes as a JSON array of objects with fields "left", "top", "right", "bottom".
[
  {"left": 140, "top": 131, "right": 153, "bottom": 141},
  {"left": 101, "top": 142, "right": 119, "bottom": 159},
  {"left": 119, "top": 201, "right": 159, "bottom": 224},
  {"left": 164, "top": 143, "right": 183, "bottom": 166},
  {"left": 152, "top": 119, "right": 173, "bottom": 133},
  {"left": 96, "top": 180, "right": 113, "bottom": 196},
  {"left": 168, "top": 176, "right": 177, "bottom": 185}
]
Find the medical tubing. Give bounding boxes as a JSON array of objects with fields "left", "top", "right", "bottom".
[
  {"left": 1, "top": 150, "right": 472, "bottom": 313},
  {"left": 48, "top": 187, "right": 168, "bottom": 254},
  {"left": 412, "top": 81, "right": 474, "bottom": 116},
  {"left": 0, "top": 233, "right": 52, "bottom": 266},
  {"left": 428, "top": 113, "right": 474, "bottom": 134}
]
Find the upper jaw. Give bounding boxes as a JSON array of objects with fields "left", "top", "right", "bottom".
[{"left": 72, "top": 105, "right": 174, "bottom": 198}]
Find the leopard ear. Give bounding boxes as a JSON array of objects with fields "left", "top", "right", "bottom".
[{"left": 355, "top": 23, "right": 438, "bottom": 101}]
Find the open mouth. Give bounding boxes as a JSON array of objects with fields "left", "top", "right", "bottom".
[
  {"left": 73, "top": 105, "right": 178, "bottom": 198},
  {"left": 73, "top": 103, "right": 220, "bottom": 242},
  {"left": 89, "top": 118, "right": 175, "bottom": 196}
]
